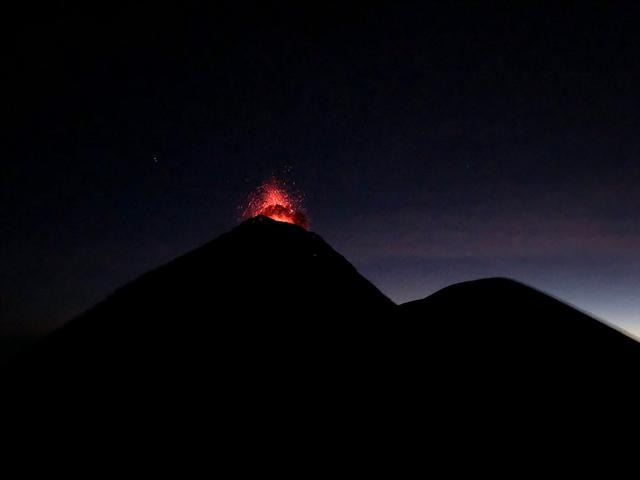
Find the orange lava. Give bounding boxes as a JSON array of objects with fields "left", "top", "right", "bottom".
[{"left": 242, "top": 179, "right": 309, "bottom": 229}]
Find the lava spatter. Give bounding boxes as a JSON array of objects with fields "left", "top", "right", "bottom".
[{"left": 242, "top": 178, "right": 309, "bottom": 229}]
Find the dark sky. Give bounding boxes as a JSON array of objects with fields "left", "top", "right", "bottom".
[{"left": 3, "top": 2, "right": 640, "bottom": 338}]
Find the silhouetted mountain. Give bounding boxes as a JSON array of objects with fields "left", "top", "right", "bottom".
[
  {"left": 4, "top": 217, "right": 638, "bottom": 454},
  {"left": 401, "top": 277, "right": 638, "bottom": 351},
  {"left": 6, "top": 216, "right": 395, "bottom": 393},
  {"left": 397, "top": 278, "right": 638, "bottom": 387}
]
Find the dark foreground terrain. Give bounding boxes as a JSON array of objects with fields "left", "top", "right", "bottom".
[{"left": 4, "top": 217, "right": 638, "bottom": 462}]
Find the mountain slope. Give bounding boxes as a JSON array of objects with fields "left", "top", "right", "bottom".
[
  {"left": 8, "top": 216, "right": 394, "bottom": 383},
  {"left": 8, "top": 224, "right": 638, "bottom": 384},
  {"left": 4, "top": 219, "right": 638, "bottom": 459},
  {"left": 397, "top": 277, "right": 638, "bottom": 382}
]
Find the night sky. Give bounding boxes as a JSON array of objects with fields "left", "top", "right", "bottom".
[{"left": 3, "top": 2, "right": 640, "bottom": 340}]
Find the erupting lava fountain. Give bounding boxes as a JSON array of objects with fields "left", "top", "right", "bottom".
[{"left": 242, "top": 178, "right": 309, "bottom": 229}]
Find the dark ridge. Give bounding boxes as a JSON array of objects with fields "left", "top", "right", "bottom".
[
  {"left": 6, "top": 216, "right": 394, "bottom": 383},
  {"left": 397, "top": 277, "right": 638, "bottom": 377},
  {"left": 4, "top": 220, "right": 638, "bottom": 447}
]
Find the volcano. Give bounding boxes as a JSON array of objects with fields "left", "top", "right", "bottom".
[
  {"left": 5, "top": 216, "right": 639, "bottom": 438},
  {"left": 7, "top": 216, "right": 395, "bottom": 383}
]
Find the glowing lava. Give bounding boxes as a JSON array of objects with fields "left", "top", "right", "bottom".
[{"left": 242, "top": 178, "right": 309, "bottom": 229}]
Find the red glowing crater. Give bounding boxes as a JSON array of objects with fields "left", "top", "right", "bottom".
[{"left": 242, "top": 179, "right": 309, "bottom": 229}]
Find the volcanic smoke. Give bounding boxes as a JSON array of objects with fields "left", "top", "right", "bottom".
[{"left": 242, "top": 178, "right": 309, "bottom": 229}]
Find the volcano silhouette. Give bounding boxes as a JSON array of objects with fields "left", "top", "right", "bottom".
[
  {"left": 5, "top": 216, "right": 639, "bottom": 429},
  {"left": 7, "top": 216, "right": 395, "bottom": 383}
]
